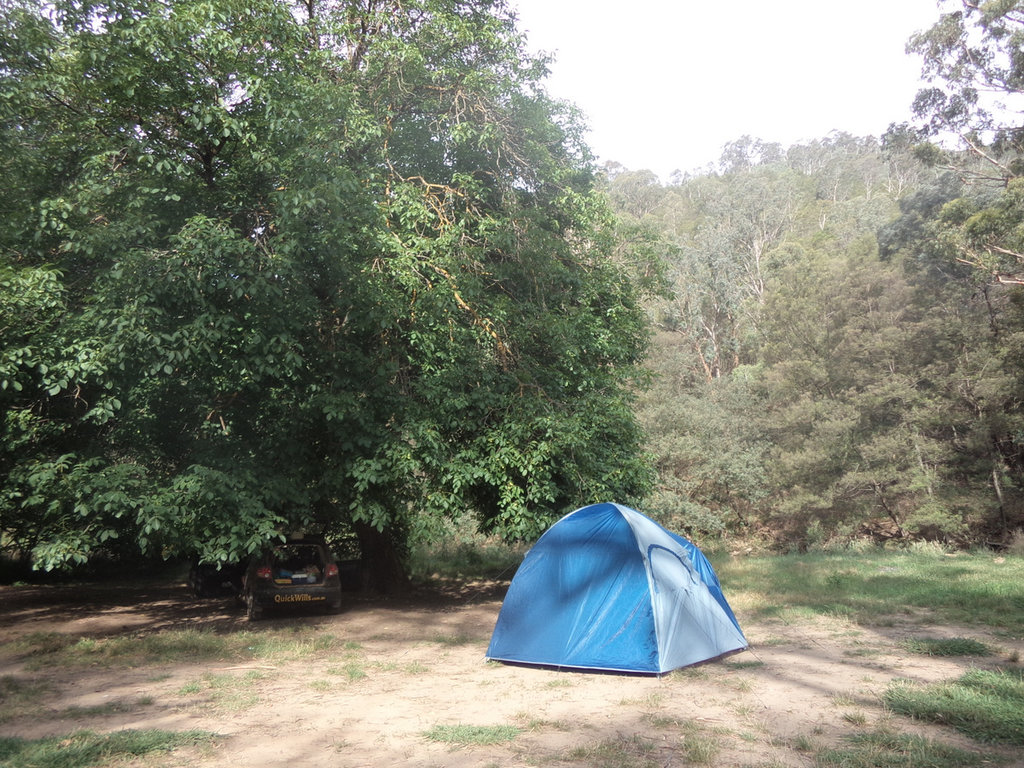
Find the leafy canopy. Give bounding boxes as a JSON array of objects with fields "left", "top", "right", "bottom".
[{"left": 0, "top": 0, "right": 655, "bottom": 574}]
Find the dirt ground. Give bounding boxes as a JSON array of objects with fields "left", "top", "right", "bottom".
[{"left": 1, "top": 579, "right": 1022, "bottom": 768}]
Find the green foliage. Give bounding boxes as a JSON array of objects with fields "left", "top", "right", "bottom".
[
  {"left": 616, "top": 53, "right": 1024, "bottom": 548},
  {"left": 907, "top": 1, "right": 1024, "bottom": 284},
  {"left": 637, "top": 363, "right": 768, "bottom": 538},
  {"left": 0, "top": 0, "right": 655, "bottom": 578},
  {"left": 625, "top": 131, "right": 974, "bottom": 545},
  {"left": 886, "top": 669, "right": 1024, "bottom": 745},
  {"left": 408, "top": 531, "right": 525, "bottom": 580}
]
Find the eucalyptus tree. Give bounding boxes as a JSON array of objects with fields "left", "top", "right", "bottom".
[
  {"left": 909, "top": 0, "right": 1024, "bottom": 282},
  {"left": 656, "top": 157, "right": 806, "bottom": 384},
  {"left": 0, "top": 0, "right": 654, "bottom": 584},
  {"left": 622, "top": 147, "right": 806, "bottom": 539},
  {"left": 900, "top": 0, "right": 1024, "bottom": 537}
]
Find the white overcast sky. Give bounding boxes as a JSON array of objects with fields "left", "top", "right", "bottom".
[{"left": 510, "top": 0, "right": 945, "bottom": 180}]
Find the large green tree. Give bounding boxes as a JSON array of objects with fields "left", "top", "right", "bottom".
[{"left": 0, "top": 0, "right": 654, "bottom": 584}]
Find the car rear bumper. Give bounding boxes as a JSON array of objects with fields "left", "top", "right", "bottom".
[{"left": 250, "top": 585, "right": 341, "bottom": 608}]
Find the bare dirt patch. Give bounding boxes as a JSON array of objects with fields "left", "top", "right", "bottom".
[{"left": 1, "top": 580, "right": 1022, "bottom": 767}]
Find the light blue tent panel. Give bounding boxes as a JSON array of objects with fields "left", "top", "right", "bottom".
[{"left": 486, "top": 502, "right": 747, "bottom": 674}]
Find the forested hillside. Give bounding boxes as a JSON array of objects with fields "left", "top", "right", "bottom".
[
  {"left": 615, "top": 126, "right": 1024, "bottom": 548},
  {"left": 599, "top": 1, "right": 1024, "bottom": 552}
]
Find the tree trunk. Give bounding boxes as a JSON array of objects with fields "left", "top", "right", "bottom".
[
  {"left": 352, "top": 520, "right": 411, "bottom": 595},
  {"left": 872, "top": 482, "right": 905, "bottom": 538},
  {"left": 992, "top": 464, "right": 1008, "bottom": 534}
]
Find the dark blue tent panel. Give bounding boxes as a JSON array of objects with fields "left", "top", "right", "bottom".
[{"left": 486, "top": 503, "right": 746, "bottom": 674}]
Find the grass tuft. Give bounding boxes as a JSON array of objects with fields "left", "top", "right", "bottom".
[
  {"left": 0, "top": 729, "right": 217, "bottom": 768},
  {"left": 903, "top": 637, "right": 993, "bottom": 657},
  {"left": 431, "top": 633, "right": 476, "bottom": 647},
  {"left": 816, "top": 730, "right": 993, "bottom": 767},
  {"left": 245, "top": 631, "right": 343, "bottom": 659},
  {"left": 565, "top": 735, "right": 659, "bottom": 767},
  {"left": 885, "top": 668, "right": 1024, "bottom": 745},
  {"left": 6, "top": 632, "right": 77, "bottom": 657},
  {"left": 58, "top": 699, "right": 142, "bottom": 719},
  {"left": 722, "top": 659, "right": 765, "bottom": 670},
  {"left": 327, "top": 662, "right": 367, "bottom": 681},
  {"left": 177, "top": 671, "right": 266, "bottom": 711},
  {"left": 422, "top": 723, "right": 519, "bottom": 746}
]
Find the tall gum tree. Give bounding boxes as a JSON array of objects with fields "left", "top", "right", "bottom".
[
  {"left": 909, "top": 0, "right": 1024, "bottom": 280},
  {"left": 904, "top": 0, "right": 1024, "bottom": 536},
  {"left": 0, "top": 0, "right": 655, "bottom": 587}
]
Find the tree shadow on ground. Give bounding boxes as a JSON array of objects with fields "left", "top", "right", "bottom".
[{"left": 0, "top": 576, "right": 511, "bottom": 643}]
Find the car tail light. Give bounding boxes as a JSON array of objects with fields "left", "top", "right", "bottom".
[
  {"left": 325, "top": 563, "right": 339, "bottom": 579},
  {"left": 256, "top": 566, "right": 272, "bottom": 580}
]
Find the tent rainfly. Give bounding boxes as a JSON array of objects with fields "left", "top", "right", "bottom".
[{"left": 486, "top": 502, "right": 747, "bottom": 674}]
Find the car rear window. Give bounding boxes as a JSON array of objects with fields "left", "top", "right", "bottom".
[{"left": 269, "top": 544, "right": 327, "bottom": 585}]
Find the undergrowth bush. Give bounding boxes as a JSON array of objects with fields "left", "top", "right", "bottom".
[{"left": 409, "top": 536, "right": 524, "bottom": 581}]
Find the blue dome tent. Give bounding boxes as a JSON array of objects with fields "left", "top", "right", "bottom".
[{"left": 486, "top": 503, "right": 747, "bottom": 674}]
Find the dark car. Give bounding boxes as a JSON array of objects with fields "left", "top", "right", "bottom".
[
  {"left": 188, "top": 559, "right": 245, "bottom": 598},
  {"left": 241, "top": 536, "right": 343, "bottom": 620}
]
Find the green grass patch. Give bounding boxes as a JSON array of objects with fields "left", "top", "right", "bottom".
[
  {"left": 3, "top": 631, "right": 77, "bottom": 658},
  {"left": 675, "top": 719, "right": 725, "bottom": 765},
  {"left": 327, "top": 662, "right": 367, "bottom": 681},
  {"left": 178, "top": 671, "right": 266, "bottom": 711},
  {"left": 431, "top": 633, "right": 476, "bottom": 646},
  {"left": 564, "top": 734, "right": 659, "bottom": 767},
  {"left": 0, "top": 675, "right": 49, "bottom": 723},
  {"left": 205, "top": 671, "right": 265, "bottom": 710},
  {"left": 422, "top": 723, "right": 519, "bottom": 746},
  {"left": 544, "top": 677, "right": 574, "bottom": 689},
  {"left": 58, "top": 699, "right": 142, "bottom": 719},
  {"left": 722, "top": 659, "right": 765, "bottom": 670},
  {"left": 885, "top": 669, "right": 1024, "bottom": 745},
  {"left": 14, "top": 626, "right": 347, "bottom": 670},
  {"left": 244, "top": 630, "right": 342, "bottom": 659},
  {"left": 904, "top": 637, "right": 993, "bottom": 657},
  {"left": 713, "top": 549, "right": 1024, "bottom": 631},
  {"left": 816, "top": 730, "right": 997, "bottom": 767},
  {"left": 0, "top": 728, "right": 217, "bottom": 768},
  {"left": 844, "top": 646, "right": 883, "bottom": 658},
  {"left": 20, "top": 628, "right": 233, "bottom": 669}
]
